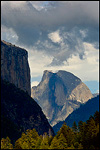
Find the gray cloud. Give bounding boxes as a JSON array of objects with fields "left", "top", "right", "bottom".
[{"left": 1, "top": 1, "right": 99, "bottom": 66}]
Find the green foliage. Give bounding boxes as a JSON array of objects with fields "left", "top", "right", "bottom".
[
  {"left": 49, "top": 136, "right": 60, "bottom": 149},
  {"left": 76, "top": 112, "right": 99, "bottom": 149},
  {"left": 1, "top": 137, "right": 13, "bottom": 149},
  {"left": 74, "top": 142, "right": 79, "bottom": 148},
  {"left": 94, "top": 111, "right": 99, "bottom": 125},
  {"left": 72, "top": 121, "right": 78, "bottom": 132},
  {"left": 78, "top": 143, "right": 83, "bottom": 149},
  {"left": 67, "top": 144, "right": 75, "bottom": 149},
  {"left": 57, "top": 122, "right": 75, "bottom": 147},
  {"left": 40, "top": 133, "right": 49, "bottom": 149},
  {"left": 78, "top": 120, "right": 83, "bottom": 132},
  {"left": 48, "top": 135, "right": 53, "bottom": 146},
  {"left": 14, "top": 128, "right": 39, "bottom": 149},
  {"left": 57, "top": 133, "right": 68, "bottom": 149},
  {"left": 50, "top": 133, "right": 68, "bottom": 149},
  {"left": 35, "top": 135, "right": 43, "bottom": 149},
  {"left": 1, "top": 111, "right": 99, "bottom": 149}
]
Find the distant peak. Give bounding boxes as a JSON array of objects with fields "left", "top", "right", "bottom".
[
  {"left": 43, "top": 70, "right": 81, "bottom": 82},
  {"left": 43, "top": 70, "right": 53, "bottom": 74},
  {"left": 57, "top": 70, "right": 75, "bottom": 74},
  {"left": 41, "top": 70, "right": 54, "bottom": 82},
  {"left": 43, "top": 70, "right": 75, "bottom": 75},
  {"left": 1, "top": 40, "right": 28, "bottom": 54},
  {"left": 1, "top": 40, "right": 13, "bottom": 46},
  {"left": 43, "top": 70, "right": 66, "bottom": 74},
  {"left": 57, "top": 70, "right": 69, "bottom": 73}
]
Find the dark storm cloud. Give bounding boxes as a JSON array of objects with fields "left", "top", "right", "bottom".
[{"left": 1, "top": 1, "right": 99, "bottom": 65}]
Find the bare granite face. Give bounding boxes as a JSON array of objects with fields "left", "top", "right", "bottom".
[
  {"left": 31, "top": 70, "right": 93, "bottom": 126},
  {"left": 1, "top": 40, "right": 31, "bottom": 96}
]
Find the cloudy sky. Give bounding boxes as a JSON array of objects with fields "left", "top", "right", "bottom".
[{"left": 1, "top": 1, "right": 99, "bottom": 93}]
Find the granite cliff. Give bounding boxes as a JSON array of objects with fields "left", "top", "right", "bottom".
[
  {"left": 53, "top": 95, "right": 99, "bottom": 133},
  {"left": 31, "top": 70, "right": 93, "bottom": 126},
  {"left": 1, "top": 40, "right": 31, "bottom": 96},
  {"left": 1, "top": 41, "right": 55, "bottom": 143}
]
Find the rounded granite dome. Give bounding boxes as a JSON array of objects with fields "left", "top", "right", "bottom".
[{"left": 31, "top": 70, "right": 93, "bottom": 126}]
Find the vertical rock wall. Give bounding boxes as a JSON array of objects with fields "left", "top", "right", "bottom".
[{"left": 1, "top": 40, "right": 31, "bottom": 96}]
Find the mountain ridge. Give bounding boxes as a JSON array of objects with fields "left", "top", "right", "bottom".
[
  {"left": 31, "top": 70, "right": 93, "bottom": 126},
  {"left": 1, "top": 79, "right": 55, "bottom": 143},
  {"left": 53, "top": 95, "right": 99, "bottom": 133}
]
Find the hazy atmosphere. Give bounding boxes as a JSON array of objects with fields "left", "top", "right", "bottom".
[{"left": 1, "top": 1, "right": 99, "bottom": 93}]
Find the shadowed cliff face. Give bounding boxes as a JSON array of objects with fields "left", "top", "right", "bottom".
[
  {"left": 1, "top": 40, "right": 31, "bottom": 96},
  {"left": 1, "top": 79, "right": 55, "bottom": 143},
  {"left": 31, "top": 70, "right": 93, "bottom": 126}
]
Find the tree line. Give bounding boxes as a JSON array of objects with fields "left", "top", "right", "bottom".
[{"left": 1, "top": 111, "right": 99, "bottom": 149}]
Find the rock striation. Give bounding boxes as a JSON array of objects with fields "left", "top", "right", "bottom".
[
  {"left": 31, "top": 70, "right": 93, "bottom": 126},
  {"left": 53, "top": 95, "right": 99, "bottom": 134},
  {"left": 1, "top": 40, "right": 31, "bottom": 96}
]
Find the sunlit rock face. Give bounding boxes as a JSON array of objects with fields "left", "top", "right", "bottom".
[
  {"left": 1, "top": 40, "right": 31, "bottom": 96},
  {"left": 31, "top": 70, "right": 93, "bottom": 126},
  {"left": 53, "top": 95, "right": 99, "bottom": 134}
]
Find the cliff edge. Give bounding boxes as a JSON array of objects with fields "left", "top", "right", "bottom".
[{"left": 1, "top": 40, "right": 31, "bottom": 96}]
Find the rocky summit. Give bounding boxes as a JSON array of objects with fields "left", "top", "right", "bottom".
[
  {"left": 31, "top": 70, "right": 93, "bottom": 126},
  {"left": 1, "top": 40, "right": 31, "bottom": 96}
]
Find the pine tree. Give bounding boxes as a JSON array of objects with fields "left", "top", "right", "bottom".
[
  {"left": 35, "top": 135, "right": 43, "bottom": 149},
  {"left": 72, "top": 121, "right": 78, "bottom": 132},
  {"left": 78, "top": 121, "right": 83, "bottom": 132},
  {"left": 40, "top": 133, "right": 49, "bottom": 149},
  {"left": 86, "top": 118, "right": 98, "bottom": 148},
  {"left": 74, "top": 142, "right": 79, "bottom": 148},
  {"left": 78, "top": 143, "right": 83, "bottom": 149},
  {"left": 94, "top": 111, "right": 99, "bottom": 125},
  {"left": 49, "top": 136, "right": 60, "bottom": 149},
  {"left": 14, "top": 128, "right": 39, "bottom": 149},
  {"left": 1, "top": 137, "right": 13, "bottom": 149},
  {"left": 57, "top": 122, "right": 75, "bottom": 147},
  {"left": 48, "top": 135, "right": 53, "bottom": 146},
  {"left": 78, "top": 122, "right": 87, "bottom": 148},
  {"left": 57, "top": 133, "right": 68, "bottom": 149}
]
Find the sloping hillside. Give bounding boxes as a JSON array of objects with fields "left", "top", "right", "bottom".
[
  {"left": 1, "top": 79, "right": 54, "bottom": 143},
  {"left": 53, "top": 95, "right": 99, "bottom": 133}
]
